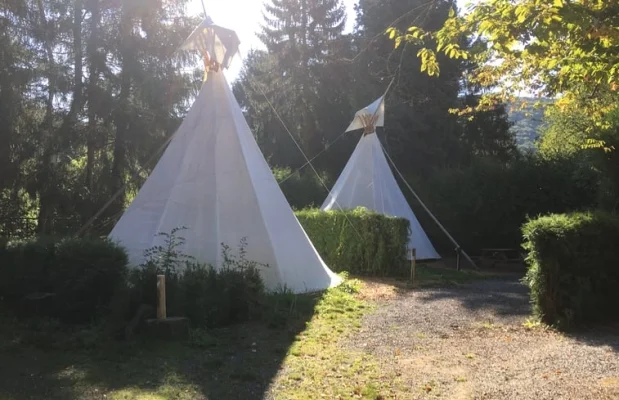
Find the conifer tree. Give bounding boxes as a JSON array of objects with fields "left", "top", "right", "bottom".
[{"left": 237, "top": 0, "right": 351, "bottom": 165}]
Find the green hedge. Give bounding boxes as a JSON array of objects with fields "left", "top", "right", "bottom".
[
  {"left": 0, "top": 237, "right": 128, "bottom": 323},
  {"left": 523, "top": 211, "right": 619, "bottom": 328},
  {"left": 295, "top": 207, "right": 410, "bottom": 276}
]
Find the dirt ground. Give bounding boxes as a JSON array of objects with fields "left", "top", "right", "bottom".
[{"left": 347, "top": 278, "right": 619, "bottom": 400}]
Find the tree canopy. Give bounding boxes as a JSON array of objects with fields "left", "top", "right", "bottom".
[
  {"left": 0, "top": 0, "right": 199, "bottom": 235},
  {"left": 389, "top": 0, "right": 618, "bottom": 129}
]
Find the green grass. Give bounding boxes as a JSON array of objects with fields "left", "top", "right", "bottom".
[
  {"left": 268, "top": 279, "right": 407, "bottom": 399},
  {"left": 0, "top": 267, "right": 496, "bottom": 400},
  {"left": 0, "top": 278, "right": 406, "bottom": 400}
]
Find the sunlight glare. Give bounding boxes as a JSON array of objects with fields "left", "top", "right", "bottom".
[{"left": 186, "top": 0, "right": 356, "bottom": 81}]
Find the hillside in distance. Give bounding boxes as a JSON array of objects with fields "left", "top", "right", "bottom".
[{"left": 507, "top": 98, "right": 552, "bottom": 152}]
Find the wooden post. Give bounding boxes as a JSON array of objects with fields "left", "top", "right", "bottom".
[
  {"left": 157, "top": 274, "right": 166, "bottom": 320},
  {"left": 410, "top": 248, "right": 417, "bottom": 284}
]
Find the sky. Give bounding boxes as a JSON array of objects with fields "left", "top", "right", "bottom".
[{"left": 186, "top": 0, "right": 358, "bottom": 80}]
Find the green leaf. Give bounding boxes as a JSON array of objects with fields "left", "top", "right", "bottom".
[{"left": 395, "top": 36, "right": 403, "bottom": 49}]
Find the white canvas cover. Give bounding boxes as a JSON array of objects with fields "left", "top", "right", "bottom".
[
  {"left": 322, "top": 100, "right": 440, "bottom": 260},
  {"left": 345, "top": 95, "right": 385, "bottom": 132},
  {"left": 109, "top": 21, "right": 340, "bottom": 293},
  {"left": 178, "top": 17, "right": 240, "bottom": 69}
]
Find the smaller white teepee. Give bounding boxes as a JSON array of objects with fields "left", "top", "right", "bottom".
[{"left": 321, "top": 96, "right": 440, "bottom": 260}]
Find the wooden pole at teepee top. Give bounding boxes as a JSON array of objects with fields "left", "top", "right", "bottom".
[{"left": 157, "top": 275, "right": 166, "bottom": 320}]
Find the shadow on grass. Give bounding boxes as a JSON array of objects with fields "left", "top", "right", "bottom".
[{"left": 0, "top": 291, "right": 323, "bottom": 400}]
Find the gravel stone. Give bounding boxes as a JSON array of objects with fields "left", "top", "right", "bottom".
[{"left": 347, "top": 278, "right": 619, "bottom": 399}]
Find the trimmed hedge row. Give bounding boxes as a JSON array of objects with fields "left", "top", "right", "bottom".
[
  {"left": 0, "top": 237, "right": 128, "bottom": 323},
  {"left": 0, "top": 234, "right": 268, "bottom": 330},
  {"left": 523, "top": 211, "right": 619, "bottom": 329},
  {"left": 296, "top": 207, "right": 410, "bottom": 276},
  {"left": 1, "top": 208, "right": 410, "bottom": 329}
]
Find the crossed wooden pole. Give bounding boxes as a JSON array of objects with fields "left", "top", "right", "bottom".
[{"left": 360, "top": 113, "right": 379, "bottom": 136}]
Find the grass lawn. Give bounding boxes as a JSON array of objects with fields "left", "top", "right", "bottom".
[{"left": 0, "top": 268, "right": 505, "bottom": 400}]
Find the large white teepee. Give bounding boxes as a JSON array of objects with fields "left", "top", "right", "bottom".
[
  {"left": 109, "top": 19, "right": 341, "bottom": 293},
  {"left": 321, "top": 96, "right": 440, "bottom": 260}
]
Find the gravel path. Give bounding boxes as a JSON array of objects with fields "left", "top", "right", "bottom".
[{"left": 348, "top": 278, "right": 619, "bottom": 399}]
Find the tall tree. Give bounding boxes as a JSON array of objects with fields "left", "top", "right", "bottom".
[
  {"left": 0, "top": 0, "right": 200, "bottom": 236},
  {"left": 538, "top": 91, "right": 619, "bottom": 210},
  {"left": 0, "top": 0, "right": 40, "bottom": 236},
  {"left": 352, "top": 0, "right": 465, "bottom": 175},
  {"left": 458, "top": 94, "right": 517, "bottom": 163},
  {"left": 235, "top": 0, "right": 352, "bottom": 168}
]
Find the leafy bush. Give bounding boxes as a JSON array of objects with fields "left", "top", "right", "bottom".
[
  {"left": 51, "top": 238, "right": 128, "bottom": 323},
  {"left": 295, "top": 207, "right": 409, "bottom": 276},
  {"left": 124, "top": 229, "right": 266, "bottom": 329},
  {"left": 0, "top": 237, "right": 56, "bottom": 300},
  {"left": 0, "top": 237, "right": 128, "bottom": 323},
  {"left": 523, "top": 211, "right": 619, "bottom": 329}
]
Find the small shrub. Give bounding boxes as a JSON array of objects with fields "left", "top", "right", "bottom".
[
  {"left": 0, "top": 236, "right": 128, "bottom": 324},
  {"left": 52, "top": 238, "right": 128, "bottom": 323},
  {"left": 124, "top": 231, "right": 267, "bottom": 330},
  {"left": 295, "top": 207, "right": 410, "bottom": 276},
  {"left": 523, "top": 211, "right": 619, "bottom": 329},
  {"left": 141, "top": 226, "right": 195, "bottom": 275},
  {"left": 0, "top": 237, "right": 57, "bottom": 300},
  {"left": 177, "top": 261, "right": 264, "bottom": 328}
]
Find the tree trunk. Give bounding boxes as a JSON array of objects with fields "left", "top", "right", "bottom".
[
  {"left": 70, "top": 0, "right": 83, "bottom": 119},
  {"left": 110, "top": 5, "right": 133, "bottom": 215},
  {"left": 35, "top": 0, "right": 57, "bottom": 234},
  {"left": 86, "top": 0, "right": 100, "bottom": 190},
  {"left": 35, "top": 0, "right": 85, "bottom": 233}
]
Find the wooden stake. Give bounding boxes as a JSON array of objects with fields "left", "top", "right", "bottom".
[
  {"left": 157, "top": 275, "right": 166, "bottom": 320},
  {"left": 410, "top": 248, "right": 417, "bottom": 284}
]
